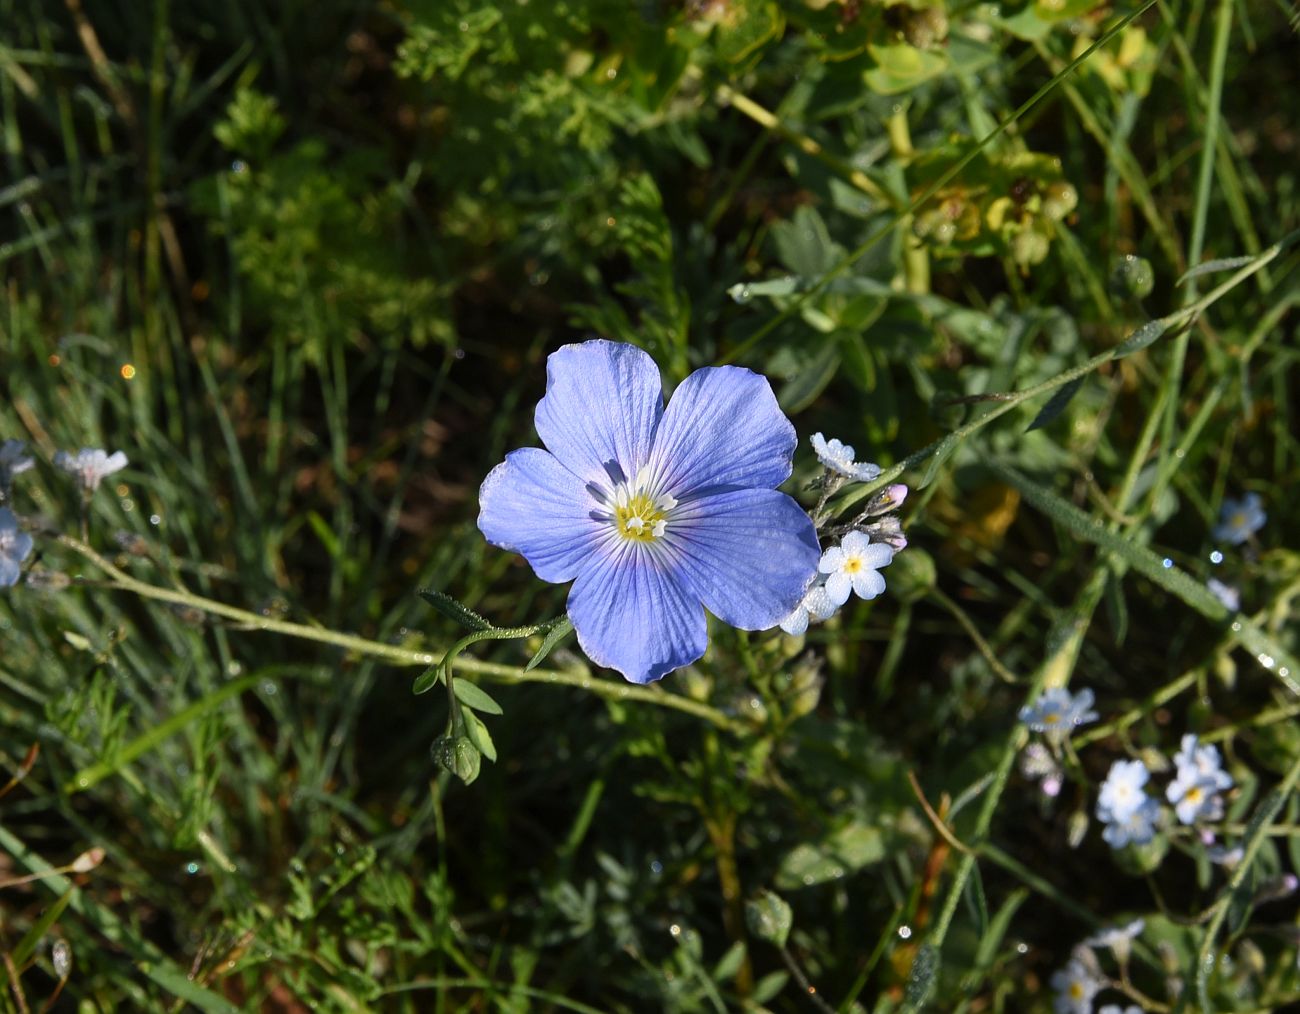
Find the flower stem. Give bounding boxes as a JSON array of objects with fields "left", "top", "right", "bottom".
[{"left": 53, "top": 534, "right": 744, "bottom": 732}]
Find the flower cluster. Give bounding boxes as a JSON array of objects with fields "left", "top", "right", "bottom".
[
  {"left": 777, "top": 438, "right": 908, "bottom": 636},
  {"left": 0, "top": 438, "right": 130, "bottom": 588},
  {"left": 1095, "top": 734, "right": 1235, "bottom": 851}
]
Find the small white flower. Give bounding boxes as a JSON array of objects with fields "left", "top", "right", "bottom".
[
  {"left": 1206, "top": 577, "right": 1239, "bottom": 612},
  {"left": 1101, "top": 797, "right": 1160, "bottom": 849},
  {"left": 0, "top": 507, "right": 34, "bottom": 587},
  {"left": 1172, "top": 734, "right": 1232, "bottom": 791},
  {"left": 1166, "top": 772, "right": 1226, "bottom": 825},
  {"left": 1212, "top": 492, "right": 1265, "bottom": 545},
  {"left": 1206, "top": 843, "right": 1243, "bottom": 867},
  {"left": 1097, "top": 1005, "right": 1144, "bottom": 1014},
  {"left": 778, "top": 582, "right": 838, "bottom": 635},
  {"left": 1050, "top": 957, "right": 1102, "bottom": 1014},
  {"left": 818, "top": 531, "right": 894, "bottom": 607},
  {"left": 1019, "top": 687, "right": 1099, "bottom": 736},
  {"left": 1085, "top": 918, "right": 1145, "bottom": 963},
  {"left": 1097, "top": 759, "right": 1151, "bottom": 823},
  {"left": 810, "top": 433, "right": 881, "bottom": 482},
  {"left": 54, "top": 448, "right": 128, "bottom": 493}
]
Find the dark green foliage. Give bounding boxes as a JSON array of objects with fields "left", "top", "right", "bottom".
[{"left": 2, "top": 0, "right": 1300, "bottom": 1011}]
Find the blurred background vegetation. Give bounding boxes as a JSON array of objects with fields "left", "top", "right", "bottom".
[{"left": 2, "top": 0, "right": 1299, "bottom": 1010}]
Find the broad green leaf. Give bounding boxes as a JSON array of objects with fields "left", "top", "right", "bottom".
[
  {"left": 864, "top": 43, "right": 948, "bottom": 95},
  {"left": 775, "top": 822, "right": 885, "bottom": 889},
  {"left": 452, "top": 679, "right": 504, "bottom": 716},
  {"left": 412, "top": 664, "right": 442, "bottom": 696},
  {"left": 452, "top": 676, "right": 501, "bottom": 717}
]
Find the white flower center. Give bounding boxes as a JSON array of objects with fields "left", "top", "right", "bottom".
[{"left": 596, "top": 465, "right": 677, "bottom": 544}]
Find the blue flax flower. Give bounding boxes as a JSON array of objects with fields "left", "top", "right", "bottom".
[
  {"left": 478, "top": 340, "right": 820, "bottom": 684},
  {"left": 1212, "top": 492, "right": 1265, "bottom": 545},
  {"left": 0, "top": 507, "right": 33, "bottom": 587}
]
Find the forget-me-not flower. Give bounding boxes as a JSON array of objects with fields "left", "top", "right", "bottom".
[
  {"left": 478, "top": 340, "right": 820, "bottom": 684},
  {"left": 1097, "top": 758, "right": 1151, "bottom": 823},
  {"left": 1167, "top": 737, "right": 1232, "bottom": 824},
  {"left": 810, "top": 433, "right": 881, "bottom": 482},
  {"left": 1084, "top": 918, "right": 1144, "bottom": 964},
  {"left": 1050, "top": 957, "right": 1102, "bottom": 1014},
  {"left": 1101, "top": 796, "right": 1160, "bottom": 849},
  {"left": 1212, "top": 492, "right": 1265, "bottom": 545},
  {"left": 0, "top": 440, "right": 35, "bottom": 497},
  {"left": 1097, "top": 759, "right": 1163, "bottom": 847},
  {"left": 0, "top": 507, "right": 33, "bottom": 587},
  {"left": 818, "top": 531, "right": 894, "bottom": 606},
  {"left": 779, "top": 581, "right": 838, "bottom": 636},
  {"left": 1172, "top": 734, "right": 1232, "bottom": 788},
  {"left": 1019, "top": 687, "right": 1098, "bottom": 736},
  {"left": 54, "top": 448, "right": 128, "bottom": 492}
]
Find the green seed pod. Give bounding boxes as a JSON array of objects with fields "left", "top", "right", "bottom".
[
  {"left": 1041, "top": 181, "right": 1078, "bottom": 221},
  {"left": 1012, "top": 227, "right": 1050, "bottom": 267},
  {"left": 1110, "top": 254, "right": 1155, "bottom": 300},
  {"left": 903, "top": 7, "right": 949, "bottom": 50},
  {"left": 432, "top": 734, "right": 481, "bottom": 784}
]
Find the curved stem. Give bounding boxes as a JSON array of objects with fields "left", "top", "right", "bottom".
[{"left": 53, "top": 534, "right": 744, "bottom": 733}]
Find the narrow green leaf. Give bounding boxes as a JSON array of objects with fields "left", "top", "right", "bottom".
[
  {"left": 919, "top": 433, "right": 960, "bottom": 489},
  {"left": 973, "top": 888, "right": 1029, "bottom": 971},
  {"left": 1111, "top": 318, "right": 1169, "bottom": 357},
  {"left": 994, "top": 464, "right": 1300, "bottom": 691},
  {"left": 462, "top": 708, "right": 497, "bottom": 763},
  {"left": 1026, "top": 376, "right": 1084, "bottom": 431},
  {"left": 411, "top": 664, "right": 442, "bottom": 696},
  {"left": 903, "top": 943, "right": 939, "bottom": 1009},
  {"left": 525, "top": 618, "right": 574, "bottom": 671},
  {"left": 10, "top": 889, "right": 74, "bottom": 969},
  {"left": 1178, "top": 254, "right": 1256, "bottom": 286},
  {"left": 419, "top": 588, "right": 493, "bottom": 632},
  {"left": 135, "top": 962, "right": 242, "bottom": 1014},
  {"left": 452, "top": 679, "right": 504, "bottom": 716},
  {"left": 66, "top": 673, "right": 262, "bottom": 793}
]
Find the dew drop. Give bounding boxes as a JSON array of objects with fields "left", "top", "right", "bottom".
[
  {"left": 1209, "top": 550, "right": 1224, "bottom": 564},
  {"left": 898, "top": 925, "right": 912, "bottom": 939}
]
